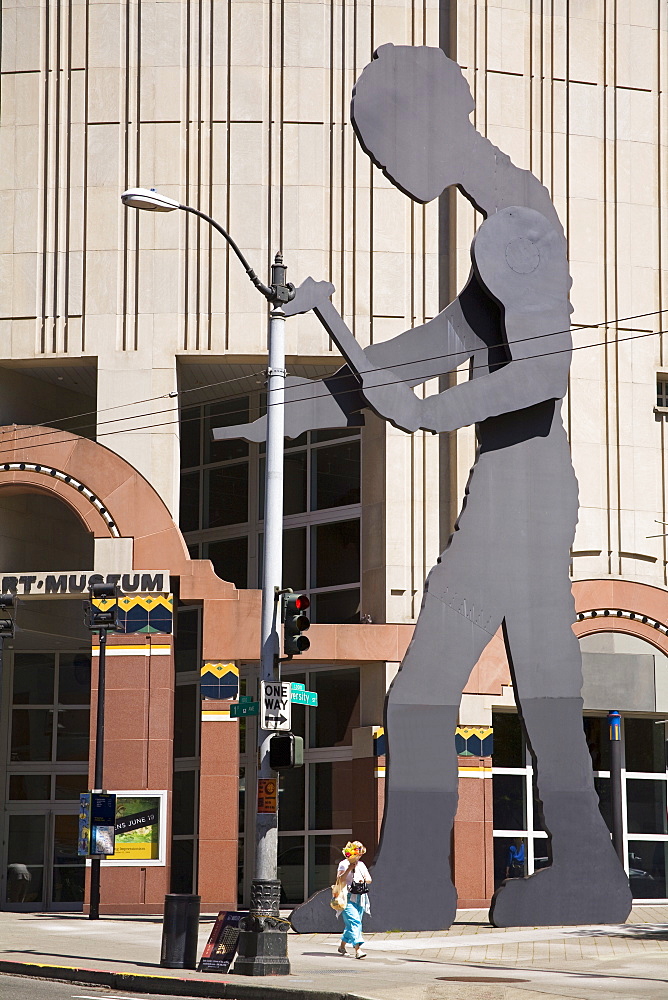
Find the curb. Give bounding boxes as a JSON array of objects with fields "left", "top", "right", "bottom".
[{"left": 0, "top": 959, "right": 371, "bottom": 1000}]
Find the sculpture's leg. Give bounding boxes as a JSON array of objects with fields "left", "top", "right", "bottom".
[
  {"left": 489, "top": 611, "right": 632, "bottom": 927},
  {"left": 290, "top": 571, "right": 500, "bottom": 933}
]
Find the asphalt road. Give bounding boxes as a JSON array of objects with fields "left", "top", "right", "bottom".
[{"left": 0, "top": 979, "right": 214, "bottom": 1000}]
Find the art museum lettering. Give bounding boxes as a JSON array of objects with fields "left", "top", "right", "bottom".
[{"left": 0, "top": 572, "right": 169, "bottom": 597}]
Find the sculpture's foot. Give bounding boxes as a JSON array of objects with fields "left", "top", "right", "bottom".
[
  {"left": 365, "top": 869, "right": 457, "bottom": 932},
  {"left": 489, "top": 858, "right": 632, "bottom": 928},
  {"left": 289, "top": 866, "right": 458, "bottom": 934}
]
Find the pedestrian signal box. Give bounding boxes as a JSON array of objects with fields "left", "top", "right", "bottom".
[
  {"left": 282, "top": 593, "right": 310, "bottom": 655},
  {"left": 269, "top": 732, "right": 304, "bottom": 770}
]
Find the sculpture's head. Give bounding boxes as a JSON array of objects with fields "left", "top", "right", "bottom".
[{"left": 351, "top": 44, "right": 476, "bottom": 203}]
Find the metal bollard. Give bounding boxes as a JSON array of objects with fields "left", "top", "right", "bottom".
[{"left": 160, "top": 893, "right": 201, "bottom": 969}]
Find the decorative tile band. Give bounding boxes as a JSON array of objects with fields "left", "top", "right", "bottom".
[
  {"left": 372, "top": 726, "right": 386, "bottom": 757},
  {"left": 201, "top": 662, "right": 239, "bottom": 700},
  {"left": 95, "top": 594, "right": 173, "bottom": 634},
  {"left": 455, "top": 726, "right": 493, "bottom": 757}
]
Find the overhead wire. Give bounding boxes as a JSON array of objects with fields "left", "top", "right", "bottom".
[{"left": 0, "top": 314, "right": 666, "bottom": 459}]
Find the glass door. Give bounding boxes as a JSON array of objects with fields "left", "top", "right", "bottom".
[
  {"left": 4, "top": 808, "right": 84, "bottom": 911},
  {"left": 1, "top": 648, "right": 91, "bottom": 911}
]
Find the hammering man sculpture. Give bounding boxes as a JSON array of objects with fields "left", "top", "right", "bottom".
[{"left": 218, "top": 45, "right": 632, "bottom": 929}]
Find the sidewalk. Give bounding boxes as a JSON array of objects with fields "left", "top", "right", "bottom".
[{"left": 0, "top": 905, "right": 666, "bottom": 1000}]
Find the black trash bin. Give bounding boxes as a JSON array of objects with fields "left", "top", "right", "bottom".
[{"left": 160, "top": 893, "right": 201, "bottom": 969}]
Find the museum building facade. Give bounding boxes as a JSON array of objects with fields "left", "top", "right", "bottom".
[{"left": 0, "top": 1, "right": 667, "bottom": 912}]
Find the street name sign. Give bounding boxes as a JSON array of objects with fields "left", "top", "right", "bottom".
[
  {"left": 291, "top": 688, "right": 318, "bottom": 707},
  {"left": 230, "top": 702, "right": 259, "bottom": 718},
  {"left": 260, "top": 681, "right": 291, "bottom": 731}
]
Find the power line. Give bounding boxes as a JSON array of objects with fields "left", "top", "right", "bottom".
[
  {"left": 7, "top": 302, "right": 668, "bottom": 449},
  {"left": 1, "top": 321, "right": 667, "bottom": 460}
]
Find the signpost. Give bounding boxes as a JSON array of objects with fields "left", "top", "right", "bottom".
[{"left": 260, "top": 681, "right": 291, "bottom": 731}]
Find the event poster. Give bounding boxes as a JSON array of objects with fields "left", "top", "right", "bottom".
[
  {"left": 110, "top": 795, "right": 161, "bottom": 861},
  {"left": 198, "top": 911, "right": 243, "bottom": 973}
]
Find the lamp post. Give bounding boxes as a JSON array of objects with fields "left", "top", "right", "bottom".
[
  {"left": 121, "top": 189, "right": 294, "bottom": 974},
  {"left": 85, "top": 582, "right": 119, "bottom": 919}
]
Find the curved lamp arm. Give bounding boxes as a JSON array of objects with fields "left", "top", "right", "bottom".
[{"left": 121, "top": 187, "right": 274, "bottom": 301}]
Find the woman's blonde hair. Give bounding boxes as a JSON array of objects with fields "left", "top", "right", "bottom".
[{"left": 342, "top": 840, "right": 366, "bottom": 858}]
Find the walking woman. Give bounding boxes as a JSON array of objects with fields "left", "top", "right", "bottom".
[{"left": 336, "top": 841, "right": 372, "bottom": 958}]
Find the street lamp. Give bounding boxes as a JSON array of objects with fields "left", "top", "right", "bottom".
[
  {"left": 85, "top": 581, "right": 119, "bottom": 919},
  {"left": 122, "top": 188, "right": 294, "bottom": 975}
]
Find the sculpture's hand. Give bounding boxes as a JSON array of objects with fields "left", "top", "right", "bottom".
[{"left": 283, "top": 277, "right": 335, "bottom": 317}]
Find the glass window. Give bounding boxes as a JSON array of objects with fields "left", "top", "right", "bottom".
[
  {"left": 311, "top": 520, "right": 360, "bottom": 588},
  {"left": 308, "top": 834, "right": 342, "bottom": 897},
  {"left": 492, "top": 713, "right": 524, "bottom": 768},
  {"left": 239, "top": 768, "right": 245, "bottom": 833},
  {"left": 312, "top": 441, "right": 361, "bottom": 510},
  {"left": 7, "top": 814, "right": 45, "bottom": 904},
  {"left": 311, "top": 589, "right": 360, "bottom": 625},
  {"left": 8, "top": 774, "right": 51, "bottom": 800},
  {"left": 205, "top": 464, "right": 248, "bottom": 528},
  {"left": 628, "top": 840, "right": 667, "bottom": 899},
  {"left": 284, "top": 451, "right": 308, "bottom": 515},
  {"left": 625, "top": 718, "right": 666, "bottom": 773},
  {"left": 282, "top": 527, "right": 306, "bottom": 593},
  {"left": 170, "top": 839, "right": 195, "bottom": 894},
  {"left": 583, "top": 716, "right": 611, "bottom": 771},
  {"left": 52, "top": 864, "right": 85, "bottom": 903},
  {"left": 205, "top": 398, "right": 250, "bottom": 464},
  {"left": 8, "top": 814, "right": 45, "bottom": 866},
  {"left": 626, "top": 779, "right": 668, "bottom": 835},
  {"left": 532, "top": 780, "right": 547, "bottom": 832},
  {"left": 594, "top": 775, "right": 612, "bottom": 832},
  {"left": 493, "top": 836, "right": 528, "bottom": 889},
  {"left": 492, "top": 773, "right": 527, "bottom": 831},
  {"left": 207, "top": 537, "right": 248, "bottom": 589},
  {"left": 312, "top": 428, "right": 356, "bottom": 443},
  {"left": 175, "top": 607, "right": 200, "bottom": 674},
  {"left": 173, "top": 770, "right": 198, "bottom": 836},
  {"left": 54, "top": 774, "right": 88, "bottom": 800},
  {"left": 174, "top": 684, "right": 198, "bottom": 758},
  {"left": 58, "top": 653, "right": 91, "bottom": 705},
  {"left": 309, "top": 761, "right": 353, "bottom": 830},
  {"left": 12, "top": 654, "right": 55, "bottom": 705},
  {"left": 56, "top": 709, "right": 90, "bottom": 761},
  {"left": 180, "top": 407, "right": 201, "bottom": 468},
  {"left": 179, "top": 471, "right": 200, "bottom": 532},
  {"left": 278, "top": 766, "right": 305, "bottom": 831},
  {"left": 310, "top": 669, "right": 359, "bottom": 749},
  {"left": 11, "top": 709, "right": 53, "bottom": 761},
  {"left": 278, "top": 835, "right": 304, "bottom": 905}
]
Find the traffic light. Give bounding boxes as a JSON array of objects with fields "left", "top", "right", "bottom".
[
  {"left": 269, "top": 732, "right": 304, "bottom": 770},
  {"left": 85, "top": 582, "right": 119, "bottom": 631},
  {"left": 282, "top": 593, "right": 310, "bottom": 655},
  {"left": 0, "top": 593, "right": 16, "bottom": 638}
]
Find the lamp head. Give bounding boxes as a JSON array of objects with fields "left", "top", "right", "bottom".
[{"left": 121, "top": 187, "right": 180, "bottom": 212}]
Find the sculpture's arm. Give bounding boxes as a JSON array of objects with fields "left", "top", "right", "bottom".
[
  {"left": 417, "top": 311, "right": 572, "bottom": 432},
  {"left": 212, "top": 371, "right": 365, "bottom": 444}
]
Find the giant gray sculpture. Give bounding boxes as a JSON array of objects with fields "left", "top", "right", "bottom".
[{"left": 216, "top": 44, "right": 632, "bottom": 930}]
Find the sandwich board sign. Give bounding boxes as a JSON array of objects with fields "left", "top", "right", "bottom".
[{"left": 260, "top": 680, "right": 291, "bottom": 731}]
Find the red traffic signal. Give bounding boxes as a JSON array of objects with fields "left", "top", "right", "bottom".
[{"left": 283, "top": 593, "right": 311, "bottom": 656}]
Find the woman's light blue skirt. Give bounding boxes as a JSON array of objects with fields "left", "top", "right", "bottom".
[{"left": 340, "top": 894, "right": 367, "bottom": 946}]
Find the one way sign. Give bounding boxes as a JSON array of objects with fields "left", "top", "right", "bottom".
[{"left": 260, "top": 681, "right": 292, "bottom": 732}]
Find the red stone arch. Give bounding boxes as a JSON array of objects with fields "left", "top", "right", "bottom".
[
  {"left": 0, "top": 423, "right": 238, "bottom": 598},
  {"left": 573, "top": 578, "right": 668, "bottom": 658}
]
